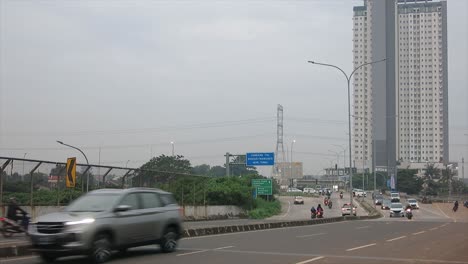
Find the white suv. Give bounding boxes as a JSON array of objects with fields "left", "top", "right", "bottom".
[{"left": 29, "top": 188, "right": 183, "bottom": 263}]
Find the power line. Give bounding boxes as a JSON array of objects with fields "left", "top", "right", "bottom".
[{"left": 3, "top": 117, "right": 276, "bottom": 137}]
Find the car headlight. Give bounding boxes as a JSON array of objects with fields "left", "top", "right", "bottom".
[{"left": 65, "top": 218, "right": 95, "bottom": 226}]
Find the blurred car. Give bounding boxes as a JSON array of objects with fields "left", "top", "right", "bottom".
[
  {"left": 294, "top": 196, "right": 304, "bottom": 205},
  {"left": 407, "top": 198, "right": 419, "bottom": 209},
  {"left": 390, "top": 202, "right": 404, "bottom": 217},
  {"left": 353, "top": 189, "right": 366, "bottom": 197},
  {"left": 341, "top": 203, "right": 357, "bottom": 216},
  {"left": 287, "top": 188, "right": 303, "bottom": 193},
  {"left": 390, "top": 192, "right": 401, "bottom": 203},
  {"left": 29, "top": 188, "right": 183, "bottom": 263},
  {"left": 381, "top": 199, "right": 391, "bottom": 210},
  {"left": 374, "top": 195, "right": 384, "bottom": 205},
  {"left": 371, "top": 191, "right": 382, "bottom": 199},
  {"left": 303, "top": 188, "right": 316, "bottom": 194}
]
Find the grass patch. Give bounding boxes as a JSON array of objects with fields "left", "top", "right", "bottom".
[{"left": 248, "top": 198, "right": 281, "bottom": 219}]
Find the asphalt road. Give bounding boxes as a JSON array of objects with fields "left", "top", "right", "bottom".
[
  {"left": 4, "top": 216, "right": 467, "bottom": 264},
  {"left": 269, "top": 193, "right": 367, "bottom": 221}
]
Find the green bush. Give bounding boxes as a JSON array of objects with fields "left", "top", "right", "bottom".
[{"left": 248, "top": 198, "right": 281, "bottom": 219}]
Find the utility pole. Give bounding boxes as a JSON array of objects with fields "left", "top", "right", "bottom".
[
  {"left": 225, "top": 152, "right": 230, "bottom": 177},
  {"left": 462, "top": 157, "right": 465, "bottom": 180}
]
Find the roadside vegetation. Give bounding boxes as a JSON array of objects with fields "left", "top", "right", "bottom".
[{"left": 247, "top": 198, "right": 281, "bottom": 219}]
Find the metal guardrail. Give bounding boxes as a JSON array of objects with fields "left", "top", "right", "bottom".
[{"left": 0, "top": 156, "right": 208, "bottom": 208}]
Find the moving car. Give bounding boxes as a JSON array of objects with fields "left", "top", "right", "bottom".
[
  {"left": 341, "top": 203, "right": 357, "bottom": 216},
  {"left": 407, "top": 198, "right": 419, "bottom": 209},
  {"left": 303, "top": 188, "right": 316, "bottom": 194},
  {"left": 381, "top": 199, "right": 391, "bottom": 210},
  {"left": 294, "top": 196, "right": 304, "bottom": 205},
  {"left": 353, "top": 189, "right": 366, "bottom": 197},
  {"left": 374, "top": 195, "right": 384, "bottom": 205},
  {"left": 287, "top": 188, "right": 302, "bottom": 193},
  {"left": 390, "top": 192, "right": 401, "bottom": 203},
  {"left": 28, "top": 188, "right": 183, "bottom": 263},
  {"left": 390, "top": 202, "right": 405, "bottom": 217}
]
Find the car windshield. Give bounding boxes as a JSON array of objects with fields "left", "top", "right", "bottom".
[
  {"left": 391, "top": 203, "right": 403, "bottom": 208},
  {"left": 408, "top": 199, "right": 417, "bottom": 203},
  {"left": 65, "top": 193, "right": 121, "bottom": 212}
]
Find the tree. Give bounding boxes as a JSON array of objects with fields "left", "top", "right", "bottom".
[
  {"left": 423, "top": 163, "right": 442, "bottom": 195},
  {"left": 396, "top": 169, "right": 423, "bottom": 195},
  {"left": 136, "top": 155, "right": 192, "bottom": 186},
  {"left": 192, "top": 164, "right": 211, "bottom": 176},
  {"left": 209, "top": 166, "right": 226, "bottom": 177},
  {"left": 228, "top": 156, "right": 258, "bottom": 176}
]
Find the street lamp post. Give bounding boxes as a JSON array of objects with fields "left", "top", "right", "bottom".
[
  {"left": 170, "top": 141, "right": 175, "bottom": 156},
  {"left": 308, "top": 58, "right": 386, "bottom": 208},
  {"left": 56, "top": 141, "right": 90, "bottom": 192},
  {"left": 333, "top": 145, "right": 347, "bottom": 176},
  {"left": 23, "top": 153, "right": 27, "bottom": 180},
  {"left": 352, "top": 115, "right": 377, "bottom": 192},
  {"left": 291, "top": 140, "right": 296, "bottom": 181}
]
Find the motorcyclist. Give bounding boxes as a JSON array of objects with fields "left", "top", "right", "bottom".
[
  {"left": 310, "top": 206, "right": 317, "bottom": 218},
  {"left": 6, "top": 197, "right": 28, "bottom": 229},
  {"left": 317, "top": 204, "right": 324, "bottom": 215},
  {"left": 453, "top": 200, "right": 459, "bottom": 212}
]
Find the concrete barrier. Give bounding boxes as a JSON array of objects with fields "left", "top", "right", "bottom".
[{"left": 1, "top": 205, "right": 247, "bottom": 222}]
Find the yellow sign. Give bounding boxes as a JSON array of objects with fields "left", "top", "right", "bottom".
[{"left": 66, "top": 157, "right": 77, "bottom": 188}]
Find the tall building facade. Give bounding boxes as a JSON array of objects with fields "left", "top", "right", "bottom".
[{"left": 352, "top": 0, "right": 449, "bottom": 175}]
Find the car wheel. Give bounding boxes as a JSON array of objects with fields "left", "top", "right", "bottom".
[
  {"left": 90, "top": 234, "right": 112, "bottom": 264},
  {"left": 160, "top": 228, "right": 178, "bottom": 253},
  {"left": 39, "top": 253, "right": 57, "bottom": 263}
]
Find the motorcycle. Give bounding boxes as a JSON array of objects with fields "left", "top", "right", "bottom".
[
  {"left": 405, "top": 208, "right": 413, "bottom": 220},
  {"left": 464, "top": 201, "right": 468, "bottom": 208},
  {"left": 317, "top": 210, "right": 324, "bottom": 218},
  {"left": 328, "top": 201, "right": 333, "bottom": 209},
  {"left": 0, "top": 213, "right": 29, "bottom": 238},
  {"left": 453, "top": 205, "right": 458, "bottom": 212},
  {"left": 311, "top": 211, "right": 317, "bottom": 219},
  {"left": 339, "top": 193, "right": 343, "bottom": 199},
  {"left": 324, "top": 198, "right": 329, "bottom": 206}
]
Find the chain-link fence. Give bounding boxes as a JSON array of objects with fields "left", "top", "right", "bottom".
[{"left": 0, "top": 156, "right": 211, "bottom": 208}]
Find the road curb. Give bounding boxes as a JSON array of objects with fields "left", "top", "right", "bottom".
[{"left": 182, "top": 217, "right": 345, "bottom": 238}]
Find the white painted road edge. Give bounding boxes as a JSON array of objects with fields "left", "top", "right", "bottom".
[
  {"left": 281, "top": 201, "right": 291, "bottom": 218},
  {"left": 386, "top": 236, "right": 407, "bottom": 242},
  {"left": 346, "top": 243, "right": 377, "bottom": 252},
  {"left": 295, "top": 256, "right": 325, "bottom": 264}
]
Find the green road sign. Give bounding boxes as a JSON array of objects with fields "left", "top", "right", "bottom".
[{"left": 252, "top": 179, "right": 272, "bottom": 196}]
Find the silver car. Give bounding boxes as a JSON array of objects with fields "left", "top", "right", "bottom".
[
  {"left": 28, "top": 188, "right": 183, "bottom": 263},
  {"left": 390, "top": 202, "right": 404, "bottom": 217}
]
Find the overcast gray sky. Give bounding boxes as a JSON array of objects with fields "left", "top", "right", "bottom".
[{"left": 0, "top": 0, "right": 466, "bottom": 175}]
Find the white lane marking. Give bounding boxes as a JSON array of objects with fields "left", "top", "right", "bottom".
[
  {"left": 434, "top": 203, "right": 452, "bottom": 220},
  {"left": 296, "top": 232, "right": 327, "bottom": 238},
  {"left": 282, "top": 201, "right": 292, "bottom": 218},
  {"left": 440, "top": 223, "right": 450, "bottom": 227},
  {"left": 213, "top": 246, "right": 234, "bottom": 250},
  {"left": 296, "top": 256, "right": 325, "bottom": 264},
  {"left": 346, "top": 243, "right": 377, "bottom": 252},
  {"left": 412, "top": 231, "right": 426, "bottom": 235},
  {"left": 430, "top": 227, "right": 439, "bottom": 231},
  {"left": 386, "top": 235, "right": 407, "bottom": 242},
  {"left": 356, "top": 225, "right": 370, "bottom": 229},
  {"left": 176, "top": 249, "right": 209, "bottom": 256},
  {"left": 0, "top": 256, "right": 37, "bottom": 262}
]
